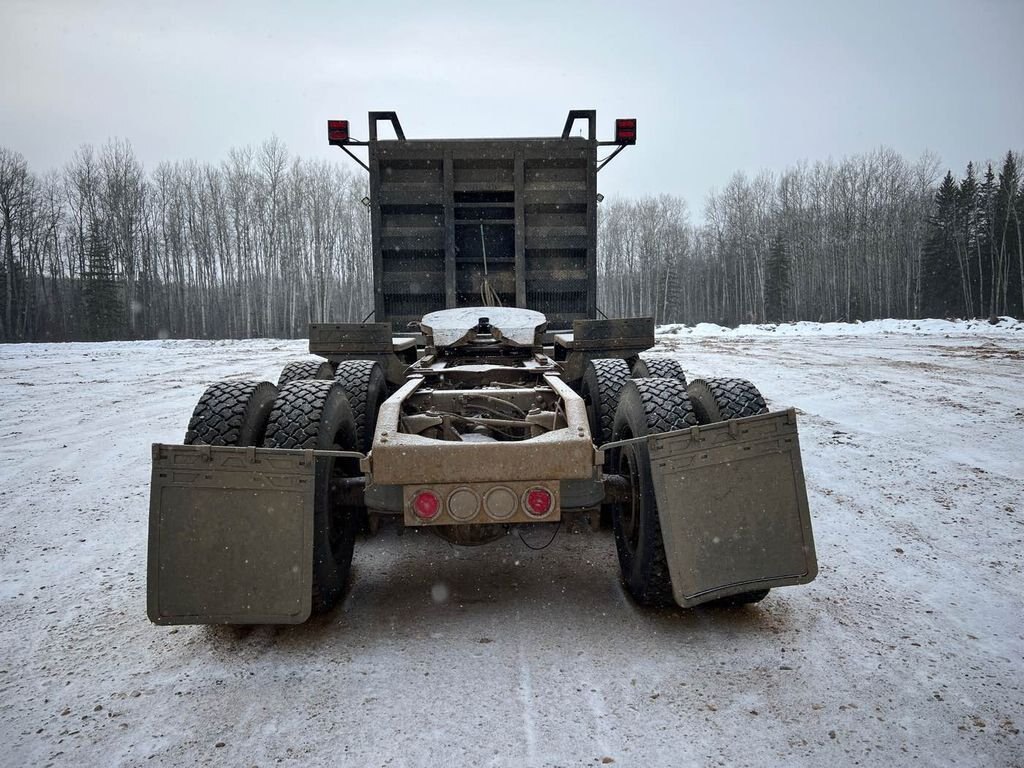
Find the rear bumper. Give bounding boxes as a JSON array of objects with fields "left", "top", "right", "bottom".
[{"left": 367, "top": 373, "right": 599, "bottom": 526}]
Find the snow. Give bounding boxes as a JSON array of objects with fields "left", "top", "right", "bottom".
[
  {"left": 658, "top": 316, "right": 1024, "bottom": 338},
  {"left": 1, "top": 322, "right": 1022, "bottom": 767}
]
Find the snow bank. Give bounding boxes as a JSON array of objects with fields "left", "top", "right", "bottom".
[{"left": 657, "top": 316, "right": 1024, "bottom": 338}]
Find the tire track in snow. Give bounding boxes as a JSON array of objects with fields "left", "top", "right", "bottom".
[{"left": 516, "top": 638, "right": 538, "bottom": 766}]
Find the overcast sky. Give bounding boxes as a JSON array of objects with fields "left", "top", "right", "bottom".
[{"left": 2, "top": 0, "right": 1022, "bottom": 215}]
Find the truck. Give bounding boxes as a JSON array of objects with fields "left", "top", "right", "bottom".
[{"left": 147, "top": 110, "right": 817, "bottom": 625}]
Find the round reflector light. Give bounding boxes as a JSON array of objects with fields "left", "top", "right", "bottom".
[
  {"left": 484, "top": 486, "right": 517, "bottom": 520},
  {"left": 412, "top": 490, "right": 441, "bottom": 520},
  {"left": 524, "top": 487, "right": 553, "bottom": 517},
  {"left": 447, "top": 487, "right": 480, "bottom": 522}
]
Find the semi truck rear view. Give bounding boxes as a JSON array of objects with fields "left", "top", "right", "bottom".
[{"left": 147, "top": 111, "right": 817, "bottom": 625}]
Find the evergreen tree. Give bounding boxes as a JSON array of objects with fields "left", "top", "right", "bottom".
[
  {"left": 1017, "top": 171, "right": 1024, "bottom": 316},
  {"left": 958, "top": 162, "right": 979, "bottom": 315},
  {"left": 82, "top": 218, "right": 123, "bottom": 340},
  {"left": 921, "top": 172, "right": 961, "bottom": 317},
  {"left": 979, "top": 164, "right": 997, "bottom": 316},
  {"left": 995, "top": 151, "right": 1021, "bottom": 315},
  {"left": 764, "top": 233, "right": 791, "bottom": 321}
]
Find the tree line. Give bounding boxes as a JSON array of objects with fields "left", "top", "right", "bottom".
[
  {"left": 0, "top": 139, "right": 372, "bottom": 342},
  {"left": 1, "top": 140, "right": 1021, "bottom": 343},
  {"left": 920, "top": 156, "right": 1023, "bottom": 319},
  {"left": 597, "top": 148, "right": 1023, "bottom": 325}
]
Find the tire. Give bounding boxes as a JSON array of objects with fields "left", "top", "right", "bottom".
[
  {"left": 578, "top": 358, "right": 631, "bottom": 445},
  {"left": 685, "top": 377, "right": 771, "bottom": 606},
  {"left": 333, "top": 360, "right": 387, "bottom": 453},
  {"left": 263, "top": 380, "right": 360, "bottom": 614},
  {"left": 632, "top": 356, "right": 687, "bottom": 386},
  {"left": 686, "top": 378, "right": 768, "bottom": 424},
  {"left": 277, "top": 360, "right": 333, "bottom": 387},
  {"left": 609, "top": 379, "right": 698, "bottom": 606},
  {"left": 184, "top": 380, "right": 277, "bottom": 446}
]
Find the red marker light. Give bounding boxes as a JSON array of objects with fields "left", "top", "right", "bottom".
[
  {"left": 524, "top": 488, "right": 553, "bottom": 517},
  {"left": 328, "top": 120, "right": 350, "bottom": 146},
  {"left": 615, "top": 118, "right": 636, "bottom": 145},
  {"left": 412, "top": 490, "right": 441, "bottom": 520}
]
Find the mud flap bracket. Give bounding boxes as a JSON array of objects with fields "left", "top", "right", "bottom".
[{"left": 647, "top": 409, "right": 817, "bottom": 607}]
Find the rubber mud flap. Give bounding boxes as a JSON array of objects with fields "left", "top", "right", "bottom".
[
  {"left": 646, "top": 409, "right": 818, "bottom": 607},
  {"left": 147, "top": 444, "right": 316, "bottom": 625}
]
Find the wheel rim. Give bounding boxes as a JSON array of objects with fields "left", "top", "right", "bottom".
[
  {"left": 581, "top": 386, "right": 597, "bottom": 438},
  {"left": 327, "top": 456, "right": 344, "bottom": 556},
  {"left": 325, "top": 427, "right": 357, "bottom": 560},
  {"left": 616, "top": 443, "right": 641, "bottom": 556}
]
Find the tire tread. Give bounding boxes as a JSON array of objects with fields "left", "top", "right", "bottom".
[
  {"left": 333, "top": 360, "right": 386, "bottom": 452},
  {"left": 582, "top": 358, "right": 632, "bottom": 444},
  {"left": 632, "top": 356, "right": 687, "bottom": 385},
  {"left": 277, "top": 360, "right": 333, "bottom": 387},
  {"left": 184, "top": 380, "right": 277, "bottom": 446},
  {"left": 612, "top": 379, "right": 698, "bottom": 606},
  {"left": 688, "top": 377, "right": 768, "bottom": 424},
  {"left": 263, "top": 379, "right": 357, "bottom": 614},
  {"left": 629, "top": 378, "right": 697, "bottom": 605}
]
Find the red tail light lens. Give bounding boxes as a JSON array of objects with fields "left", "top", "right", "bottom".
[
  {"left": 328, "top": 119, "right": 350, "bottom": 146},
  {"left": 615, "top": 118, "right": 636, "bottom": 145},
  {"left": 412, "top": 490, "right": 441, "bottom": 520},
  {"left": 524, "top": 488, "right": 553, "bottom": 517}
]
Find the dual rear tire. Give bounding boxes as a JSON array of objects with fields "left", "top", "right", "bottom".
[
  {"left": 277, "top": 358, "right": 387, "bottom": 452},
  {"left": 183, "top": 376, "right": 363, "bottom": 615},
  {"left": 608, "top": 375, "right": 771, "bottom": 608},
  {"left": 609, "top": 378, "right": 697, "bottom": 606},
  {"left": 264, "top": 380, "right": 361, "bottom": 614}
]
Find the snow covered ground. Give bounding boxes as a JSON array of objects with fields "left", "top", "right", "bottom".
[
  {"left": 657, "top": 315, "right": 1024, "bottom": 338},
  {"left": 1, "top": 321, "right": 1022, "bottom": 767}
]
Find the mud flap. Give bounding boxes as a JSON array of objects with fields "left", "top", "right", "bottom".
[
  {"left": 147, "top": 444, "right": 316, "bottom": 625},
  {"left": 648, "top": 409, "right": 817, "bottom": 607}
]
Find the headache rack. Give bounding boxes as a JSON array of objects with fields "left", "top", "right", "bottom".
[{"left": 329, "top": 110, "right": 635, "bottom": 330}]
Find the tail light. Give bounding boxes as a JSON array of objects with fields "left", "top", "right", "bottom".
[
  {"left": 524, "top": 487, "right": 553, "bottom": 517},
  {"left": 412, "top": 489, "right": 441, "bottom": 520},
  {"left": 328, "top": 120, "right": 350, "bottom": 146},
  {"left": 615, "top": 118, "right": 636, "bottom": 145}
]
